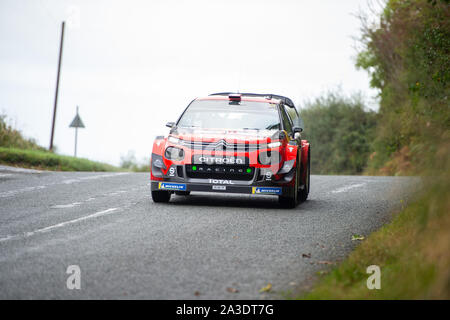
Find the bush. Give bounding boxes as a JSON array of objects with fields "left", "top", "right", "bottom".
[
  {"left": 300, "top": 92, "right": 378, "bottom": 175},
  {"left": 356, "top": 0, "right": 449, "bottom": 174},
  {"left": 0, "top": 115, "right": 46, "bottom": 151},
  {"left": 120, "top": 150, "right": 149, "bottom": 172}
]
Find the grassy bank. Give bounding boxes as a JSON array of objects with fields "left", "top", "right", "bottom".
[
  {"left": 0, "top": 147, "right": 120, "bottom": 172},
  {"left": 302, "top": 177, "right": 449, "bottom": 299},
  {"left": 1, "top": 114, "right": 120, "bottom": 172}
]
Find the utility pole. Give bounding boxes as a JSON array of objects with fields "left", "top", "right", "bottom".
[{"left": 49, "top": 21, "right": 65, "bottom": 151}]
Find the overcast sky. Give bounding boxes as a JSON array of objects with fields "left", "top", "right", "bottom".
[{"left": 0, "top": 0, "right": 378, "bottom": 166}]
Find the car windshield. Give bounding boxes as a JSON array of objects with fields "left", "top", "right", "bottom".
[{"left": 177, "top": 99, "right": 281, "bottom": 130}]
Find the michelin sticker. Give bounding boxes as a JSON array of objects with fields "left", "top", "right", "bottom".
[
  {"left": 252, "top": 187, "right": 282, "bottom": 195},
  {"left": 158, "top": 182, "right": 186, "bottom": 191}
]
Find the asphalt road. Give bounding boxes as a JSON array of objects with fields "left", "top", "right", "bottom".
[{"left": 0, "top": 165, "right": 418, "bottom": 299}]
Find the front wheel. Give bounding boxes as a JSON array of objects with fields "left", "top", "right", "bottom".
[
  {"left": 299, "top": 152, "right": 310, "bottom": 202},
  {"left": 151, "top": 190, "right": 171, "bottom": 203},
  {"left": 278, "top": 164, "right": 299, "bottom": 209}
]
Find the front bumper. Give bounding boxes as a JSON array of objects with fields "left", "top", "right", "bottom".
[
  {"left": 151, "top": 163, "right": 295, "bottom": 197},
  {"left": 151, "top": 181, "right": 294, "bottom": 196}
]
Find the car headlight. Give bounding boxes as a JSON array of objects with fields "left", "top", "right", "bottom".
[
  {"left": 165, "top": 147, "right": 185, "bottom": 161},
  {"left": 168, "top": 136, "right": 180, "bottom": 144},
  {"left": 267, "top": 141, "right": 282, "bottom": 148}
]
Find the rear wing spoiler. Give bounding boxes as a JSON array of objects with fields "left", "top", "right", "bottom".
[{"left": 209, "top": 92, "right": 295, "bottom": 108}]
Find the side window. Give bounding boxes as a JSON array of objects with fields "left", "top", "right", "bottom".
[
  {"left": 280, "top": 105, "right": 292, "bottom": 133},
  {"left": 284, "top": 106, "right": 294, "bottom": 127},
  {"left": 285, "top": 105, "right": 300, "bottom": 128}
]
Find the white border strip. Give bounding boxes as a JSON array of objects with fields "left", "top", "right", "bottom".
[
  {"left": 0, "top": 208, "right": 119, "bottom": 243},
  {"left": 331, "top": 183, "right": 366, "bottom": 194}
]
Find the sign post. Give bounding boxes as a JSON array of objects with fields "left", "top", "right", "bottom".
[{"left": 69, "top": 106, "right": 85, "bottom": 157}]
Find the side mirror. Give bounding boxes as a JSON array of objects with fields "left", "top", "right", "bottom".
[
  {"left": 292, "top": 126, "right": 303, "bottom": 139},
  {"left": 166, "top": 122, "right": 175, "bottom": 128}
]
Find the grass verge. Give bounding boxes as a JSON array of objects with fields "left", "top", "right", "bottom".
[
  {"left": 0, "top": 147, "right": 120, "bottom": 172},
  {"left": 301, "top": 178, "right": 449, "bottom": 299}
]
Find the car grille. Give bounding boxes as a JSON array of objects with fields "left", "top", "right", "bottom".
[
  {"left": 185, "top": 164, "right": 254, "bottom": 181},
  {"left": 180, "top": 139, "right": 265, "bottom": 151}
]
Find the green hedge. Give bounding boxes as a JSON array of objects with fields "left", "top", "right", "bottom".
[{"left": 0, "top": 147, "right": 119, "bottom": 172}]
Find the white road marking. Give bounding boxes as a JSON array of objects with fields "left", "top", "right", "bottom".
[
  {"left": 0, "top": 185, "right": 46, "bottom": 198},
  {"left": 0, "top": 208, "right": 119, "bottom": 243},
  {"left": 62, "top": 172, "right": 129, "bottom": 185},
  {"left": 62, "top": 179, "right": 79, "bottom": 184},
  {"left": 0, "top": 165, "right": 42, "bottom": 174},
  {"left": 0, "top": 172, "right": 130, "bottom": 198},
  {"left": 331, "top": 183, "right": 367, "bottom": 194},
  {"left": 0, "top": 174, "right": 13, "bottom": 177},
  {"left": 45, "top": 185, "right": 145, "bottom": 211},
  {"left": 50, "top": 202, "right": 82, "bottom": 209}
]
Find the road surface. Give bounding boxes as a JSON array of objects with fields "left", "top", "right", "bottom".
[{"left": 0, "top": 165, "right": 418, "bottom": 299}]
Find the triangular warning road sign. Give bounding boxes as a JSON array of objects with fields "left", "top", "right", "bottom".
[{"left": 69, "top": 114, "right": 85, "bottom": 128}]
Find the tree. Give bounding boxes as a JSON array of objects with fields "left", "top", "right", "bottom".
[{"left": 300, "top": 92, "right": 377, "bottom": 175}]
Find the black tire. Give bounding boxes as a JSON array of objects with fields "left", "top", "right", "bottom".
[
  {"left": 299, "top": 151, "right": 310, "bottom": 202},
  {"left": 151, "top": 190, "right": 171, "bottom": 203},
  {"left": 278, "top": 156, "right": 300, "bottom": 208},
  {"left": 175, "top": 191, "right": 191, "bottom": 196}
]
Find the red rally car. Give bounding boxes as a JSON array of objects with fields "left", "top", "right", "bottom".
[{"left": 150, "top": 92, "right": 310, "bottom": 208}]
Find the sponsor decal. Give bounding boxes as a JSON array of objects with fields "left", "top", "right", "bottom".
[
  {"left": 158, "top": 182, "right": 186, "bottom": 191},
  {"left": 208, "top": 179, "right": 234, "bottom": 184},
  {"left": 252, "top": 187, "right": 282, "bottom": 195},
  {"left": 192, "top": 154, "right": 248, "bottom": 165},
  {"left": 168, "top": 167, "right": 176, "bottom": 177},
  {"left": 198, "top": 156, "right": 243, "bottom": 165},
  {"left": 212, "top": 185, "right": 226, "bottom": 191}
]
